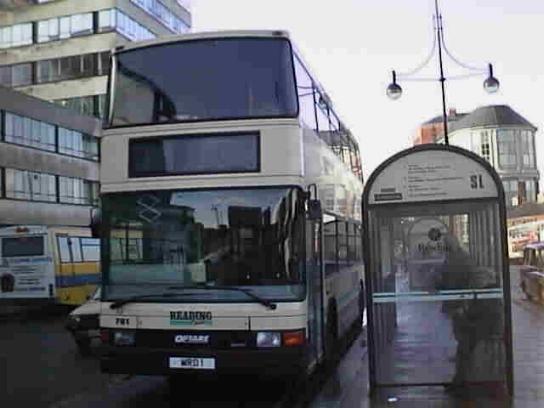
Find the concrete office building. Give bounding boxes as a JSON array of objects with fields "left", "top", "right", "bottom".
[
  {"left": 0, "top": 0, "right": 191, "bottom": 117},
  {"left": 0, "top": 85, "right": 101, "bottom": 227},
  {"left": 416, "top": 105, "right": 540, "bottom": 207}
]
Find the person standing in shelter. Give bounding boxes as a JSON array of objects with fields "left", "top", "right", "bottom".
[{"left": 435, "top": 233, "right": 503, "bottom": 394}]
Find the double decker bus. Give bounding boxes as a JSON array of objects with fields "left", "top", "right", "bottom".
[{"left": 98, "top": 30, "right": 364, "bottom": 380}]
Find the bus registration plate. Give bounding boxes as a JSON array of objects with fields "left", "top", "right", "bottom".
[{"left": 169, "top": 357, "right": 215, "bottom": 370}]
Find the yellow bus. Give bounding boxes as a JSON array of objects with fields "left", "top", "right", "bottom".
[{"left": 0, "top": 225, "right": 100, "bottom": 305}]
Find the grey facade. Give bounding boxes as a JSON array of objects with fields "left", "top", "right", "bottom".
[
  {"left": 0, "top": 85, "right": 101, "bottom": 226},
  {"left": 0, "top": 0, "right": 191, "bottom": 117},
  {"left": 430, "top": 105, "right": 540, "bottom": 208}
]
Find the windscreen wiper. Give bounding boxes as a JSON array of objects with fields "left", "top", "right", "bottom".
[
  {"left": 110, "top": 292, "right": 190, "bottom": 309},
  {"left": 168, "top": 283, "right": 277, "bottom": 310}
]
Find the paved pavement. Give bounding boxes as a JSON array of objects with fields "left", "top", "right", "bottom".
[
  {"left": 309, "top": 266, "right": 544, "bottom": 407},
  {"left": 1, "top": 266, "right": 542, "bottom": 407}
]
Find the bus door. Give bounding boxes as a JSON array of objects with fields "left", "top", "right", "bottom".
[
  {"left": 306, "top": 217, "right": 325, "bottom": 365},
  {"left": 363, "top": 145, "right": 513, "bottom": 399},
  {"left": 56, "top": 234, "right": 100, "bottom": 305}
]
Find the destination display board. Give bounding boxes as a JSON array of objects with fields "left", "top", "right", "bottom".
[{"left": 368, "top": 150, "right": 498, "bottom": 205}]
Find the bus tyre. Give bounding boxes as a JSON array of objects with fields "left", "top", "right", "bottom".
[
  {"left": 76, "top": 339, "right": 91, "bottom": 356},
  {"left": 168, "top": 375, "right": 184, "bottom": 404}
]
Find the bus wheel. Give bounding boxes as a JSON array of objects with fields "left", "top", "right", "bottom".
[
  {"left": 76, "top": 339, "right": 92, "bottom": 356},
  {"left": 168, "top": 375, "right": 186, "bottom": 405}
]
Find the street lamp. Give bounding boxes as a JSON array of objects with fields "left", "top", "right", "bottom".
[{"left": 386, "top": 0, "right": 500, "bottom": 145}]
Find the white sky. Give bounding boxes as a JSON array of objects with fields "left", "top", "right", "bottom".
[{"left": 191, "top": 0, "right": 544, "bottom": 185}]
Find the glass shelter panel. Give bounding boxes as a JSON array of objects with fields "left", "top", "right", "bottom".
[{"left": 368, "top": 200, "right": 507, "bottom": 388}]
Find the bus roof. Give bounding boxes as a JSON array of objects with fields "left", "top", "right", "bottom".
[
  {"left": 0, "top": 225, "right": 47, "bottom": 233},
  {"left": 113, "top": 30, "right": 291, "bottom": 54}
]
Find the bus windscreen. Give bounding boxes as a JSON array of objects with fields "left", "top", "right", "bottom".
[
  {"left": 110, "top": 37, "right": 298, "bottom": 126},
  {"left": 2, "top": 236, "right": 44, "bottom": 257}
]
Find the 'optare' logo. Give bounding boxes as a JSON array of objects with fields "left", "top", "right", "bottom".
[{"left": 174, "top": 334, "right": 210, "bottom": 344}]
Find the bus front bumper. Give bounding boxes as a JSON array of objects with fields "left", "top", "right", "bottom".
[{"left": 100, "top": 345, "right": 307, "bottom": 376}]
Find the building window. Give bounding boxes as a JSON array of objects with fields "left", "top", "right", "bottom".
[
  {"left": 526, "top": 179, "right": 537, "bottom": 203},
  {"left": 4, "top": 112, "right": 56, "bottom": 152},
  {"left": 2, "top": 110, "right": 98, "bottom": 160},
  {"left": 59, "top": 176, "right": 98, "bottom": 205},
  {"left": 115, "top": 9, "right": 156, "bottom": 41},
  {"left": 98, "top": 51, "right": 111, "bottom": 76},
  {"left": 70, "top": 13, "right": 93, "bottom": 36},
  {"left": 0, "top": 63, "right": 33, "bottom": 87},
  {"left": 5, "top": 168, "right": 57, "bottom": 202},
  {"left": 98, "top": 9, "right": 116, "bottom": 32},
  {"left": 37, "top": 12, "right": 93, "bottom": 43},
  {"left": 502, "top": 179, "right": 518, "bottom": 206},
  {"left": 130, "top": 0, "right": 189, "bottom": 33},
  {"left": 56, "top": 96, "right": 96, "bottom": 117},
  {"left": 497, "top": 129, "right": 517, "bottom": 168},
  {"left": 55, "top": 95, "right": 105, "bottom": 118},
  {"left": 480, "top": 131, "right": 491, "bottom": 162},
  {"left": 98, "top": 9, "right": 156, "bottom": 41},
  {"left": 520, "top": 130, "right": 535, "bottom": 168},
  {"left": 37, "top": 18, "right": 59, "bottom": 43},
  {"left": 2, "top": 167, "right": 97, "bottom": 205},
  {"left": 33, "top": 52, "right": 105, "bottom": 84},
  {"left": 0, "top": 23, "right": 33, "bottom": 49},
  {"left": 97, "top": 94, "right": 107, "bottom": 118},
  {"left": 58, "top": 126, "right": 99, "bottom": 160}
]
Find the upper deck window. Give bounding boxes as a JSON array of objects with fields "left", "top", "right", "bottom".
[{"left": 110, "top": 37, "right": 298, "bottom": 127}]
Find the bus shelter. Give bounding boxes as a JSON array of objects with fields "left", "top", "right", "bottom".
[{"left": 362, "top": 145, "right": 513, "bottom": 398}]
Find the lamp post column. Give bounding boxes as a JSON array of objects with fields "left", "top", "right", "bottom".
[{"left": 435, "top": 0, "right": 448, "bottom": 145}]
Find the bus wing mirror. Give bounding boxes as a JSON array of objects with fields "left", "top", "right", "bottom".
[
  {"left": 307, "top": 199, "right": 322, "bottom": 220},
  {"left": 90, "top": 208, "right": 102, "bottom": 238}
]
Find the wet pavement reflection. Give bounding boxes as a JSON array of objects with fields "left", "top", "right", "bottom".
[{"left": 309, "top": 266, "right": 544, "bottom": 407}]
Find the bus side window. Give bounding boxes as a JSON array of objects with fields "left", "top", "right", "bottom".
[
  {"left": 81, "top": 238, "right": 100, "bottom": 261},
  {"left": 315, "top": 93, "right": 330, "bottom": 135},
  {"left": 323, "top": 215, "right": 337, "bottom": 276},
  {"left": 69, "top": 237, "right": 82, "bottom": 262},
  {"left": 293, "top": 56, "right": 317, "bottom": 132},
  {"left": 58, "top": 236, "right": 71, "bottom": 263},
  {"left": 337, "top": 220, "right": 348, "bottom": 265},
  {"left": 347, "top": 222, "right": 357, "bottom": 264}
]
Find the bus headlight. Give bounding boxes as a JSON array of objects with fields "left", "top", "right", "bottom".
[
  {"left": 256, "top": 332, "right": 281, "bottom": 348},
  {"left": 113, "top": 330, "right": 135, "bottom": 346}
]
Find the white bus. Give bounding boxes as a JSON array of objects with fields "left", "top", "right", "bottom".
[
  {"left": 0, "top": 225, "right": 100, "bottom": 305},
  {"left": 97, "top": 30, "right": 364, "bottom": 380}
]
